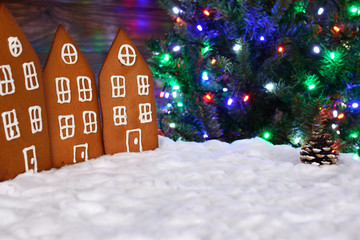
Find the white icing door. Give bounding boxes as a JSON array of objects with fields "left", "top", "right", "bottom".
[
  {"left": 126, "top": 129, "right": 142, "bottom": 152},
  {"left": 23, "top": 145, "right": 38, "bottom": 173},
  {"left": 73, "top": 143, "right": 88, "bottom": 163}
]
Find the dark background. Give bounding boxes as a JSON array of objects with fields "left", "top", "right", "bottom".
[{"left": 1, "top": 0, "right": 172, "bottom": 76}]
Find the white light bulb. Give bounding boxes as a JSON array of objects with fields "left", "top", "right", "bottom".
[
  {"left": 265, "top": 83, "right": 275, "bottom": 92},
  {"left": 169, "top": 123, "right": 176, "bottom": 128},
  {"left": 173, "top": 46, "right": 181, "bottom": 52},
  {"left": 332, "top": 124, "right": 337, "bottom": 129},
  {"left": 233, "top": 44, "right": 241, "bottom": 52},
  {"left": 172, "top": 7, "right": 180, "bottom": 14},
  {"left": 223, "top": 88, "right": 228, "bottom": 92},
  {"left": 318, "top": 7, "right": 324, "bottom": 15},
  {"left": 333, "top": 110, "right": 338, "bottom": 118},
  {"left": 313, "top": 46, "right": 321, "bottom": 54}
]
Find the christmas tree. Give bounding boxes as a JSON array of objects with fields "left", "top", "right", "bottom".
[{"left": 146, "top": 0, "right": 360, "bottom": 158}]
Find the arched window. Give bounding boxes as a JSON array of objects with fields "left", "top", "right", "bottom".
[
  {"left": 111, "top": 75, "right": 126, "bottom": 98},
  {"left": 58, "top": 115, "right": 75, "bottom": 140},
  {"left": 8, "top": 37, "right": 22, "bottom": 57},
  {"left": 55, "top": 77, "right": 71, "bottom": 103},
  {"left": 113, "top": 106, "right": 127, "bottom": 126},
  {"left": 77, "top": 76, "right": 92, "bottom": 102},
  {"left": 28, "top": 106, "right": 42, "bottom": 134},
  {"left": 83, "top": 111, "right": 97, "bottom": 134},
  {"left": 0, "top": 65, "right": 15, "bottom": 96},
  {"left": 23, "top": 62, "right": 39, "bottom": 90},
  {"left": 61, "top": 43, "right": 78, "bottom": 64}
]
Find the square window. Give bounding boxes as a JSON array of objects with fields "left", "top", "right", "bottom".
[
  {"left": 77, "top": 76, "right": 92, "bottom": 102},
  {"left": 0, "top": 65, "right": 15, "bottom": 96},
  {"left": 28, "top": 106, "right": 42, "bottom": 133},
  {"left": 23, "top": 62, "right": 39, "bottom": 90},
  {"left": 111, "top": 76, "right": 125, "bottom": 98},
  {"left": 83, "top": 111, "right": 97, "bottom": 134},
  {"left": 1, "top": 109, "right": 20, "bottom": 141},
  {"left": 138, "top": 103, "right": 152, "bottom": 123},
  {"left": 113, "top": 106, "right": 127, "bottom": 126},
  {"left": 137, "top": 75, "right": 150, "bottom": 95},
  {"left": 58, "top": 115, "right": 75, "bottom": 140},
  {"left": 56, "top": 77, "right": 71, "bottom": 104}
]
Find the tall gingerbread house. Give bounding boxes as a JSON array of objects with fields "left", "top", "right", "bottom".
[
  {"left": 43, "top": 25, "right": 103, "bottom": 168},
  {"left": 99, "top": 28, "right": 158, "bottom": 154},
  {"left": 0, "top": 4, "right": 52, "bottom": 181}
]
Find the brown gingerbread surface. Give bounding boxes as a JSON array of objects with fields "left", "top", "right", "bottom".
[
  {"left": 0, "top": 4, "right": 52, "bottom": 181},
  {"left": 43, "top": 25, "right": 103, "bottom": 168},
  {"left": 99, "top": 27, "right": 158, "bottom": 154}
]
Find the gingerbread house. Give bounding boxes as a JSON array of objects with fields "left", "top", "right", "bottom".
[
  {"left": 99, "top": 28, "right": 158, "bottom": 154},
  {"left": 43, "top": 25, "right": 103, "bottom": 168},
  {"left": 0, "top": 4, "right": 52, "bottom": 181}
]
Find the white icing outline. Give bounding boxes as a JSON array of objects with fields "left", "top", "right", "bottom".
[
  {"left": 23, "top": 62, "right": 39, "bottom": 90},
  {"left": 111, "top": 75, "right": 125, "bottom": 98},
  {"left": 1, "top": 109, "right": 20, "bottom": 141},
  {"left": 113, "top": 106, "right": 127, "bottom": 126},
  {"left": 0, "top": 65, "right": 15, "bottom": 96},
  {"left": 73, "top": 143, "right": 88, "bottom": 163},
  {"left": 61, "top": 43, "right": 78, "bottom": 64},
  {"left": 23, "top": 145, "right": 38, "bottom": 173},
  {"left": 8, "top": 37, "right": 22, "bottom": 57},
  {"left": 138, "top": 103, "right": 152, "bottom": 123},
  {"left": 83, "top": 111, "right": 97, "bottom": 134},
  {"left": 55, "top": 77, "right": 71, "bottom": 104},
  {"left": 58, "top": 114, "right": 75, "bottom": 140},
  {"left": 28, "top": 106, "right": 43, "bottom": 134},
  {"left": 137, "top": 75, "right": 150, "bottom": 96},
  {"left": 126, "top": 129, "right": 142, "bottom": 152},
  {"left": 118, "top": 44, "right": 136, "bottom": 66},
  {"left": 77, "top": 76, "right": 93, "bottom": 102}
]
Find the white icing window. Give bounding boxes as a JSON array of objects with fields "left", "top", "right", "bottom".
[
  {"left": 61, "top": 43, "right": 78, "bottom": 64},
  {"left": 28, "top": 106, "right": 42, "bottom": 134},
  {"left": 137, "top": 75, "right": 150, "bottom": 95},
  {"left": 58, "top": 115, "right": 75, "bottom": 140},
  {"left": 83, "top": 111, "right": 97, "bottom": 134},
  {"left": 111, "top": 76, "right": 125, "bottom": 98},
  {"left": 8, "top": 37, "right": 22, "bottom": 57},
  {"left": 138, "top": 103, "right": 152, "bottom": 123},
  {"left": 118, "top": 44, "right": 136, "bottom": 66},
  {"left": 73, "top": 143, "right": 88, "bottom": 163},
  {"left": 23, "top": 62, "right": 39, "bottom": 90},
  {"left": 77, "top": 76, "right": 92, "bottom": 102},
  {"left": 0, "top": 65, "right": 15, "bottom": 96},
  {"left": 23, "top": 145, "right": 38, "bottom": 173},
  {"left": 113, "top": 106, "right": 127, "bottom": 126},
  {"left": 56, "top": 77, "right": 71, "bottom": 104},
  {"left": 1, "top": 109, "right": 20, "bottom": 141}
]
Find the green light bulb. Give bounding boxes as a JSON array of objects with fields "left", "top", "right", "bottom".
[
  {"left": 330, "top": 52, "right": 335, "bottom": 59},
  {"left": 353, "top": 153, "right": 360, "bottom": 161},
  {"left": 308, "top": 84, "right": 316, "bottom": 90},
  {"left": 177, "top": 102, "right": 183, "bottom": 107},
  {"left": 263, "top": 132, "right": 271, "bottom": 139}
]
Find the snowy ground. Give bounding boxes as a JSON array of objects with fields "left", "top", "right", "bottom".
[{"left": 0, "top": 137, "right": 360, "bottom": 240}]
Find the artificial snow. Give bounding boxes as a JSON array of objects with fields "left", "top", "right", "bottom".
[{"left": 1, "top": 136, "right": 360, "bottom": 240}]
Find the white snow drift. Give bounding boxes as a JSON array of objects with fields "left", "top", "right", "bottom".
[{"left": 0, "top": 136, "right": 359, "bottom": 240}]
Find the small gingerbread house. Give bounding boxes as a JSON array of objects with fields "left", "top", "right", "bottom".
[
  {"left": 43, "top": 25, "right": 103, "bottom": 168},
  {"left": 99, "top": 28, "right": 158, "bottom": 154},
  {"left": 0, "top": 4, "right": 52, "bottom": 181}
]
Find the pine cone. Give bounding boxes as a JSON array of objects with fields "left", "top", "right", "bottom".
[{"left": 300, "top": 131, "right": 339, "bottom": 165}]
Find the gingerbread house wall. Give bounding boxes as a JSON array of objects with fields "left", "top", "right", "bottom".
[
  {"left": 43, "top": 25, "right": 103, "bottom": 168},
  {"left": 99, "top": 28, "right": 158, "bottom": 154},
  {"left": 0, "top": 4, "right": 52, "bottom": 181}
]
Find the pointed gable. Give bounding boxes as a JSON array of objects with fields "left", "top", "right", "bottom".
[
  {"left": 99, "top": 27, "right": 158, "bottom": 154},
  {"left": 43, "top": 25, "right": 103, "bottom": 168},
  {"left": 0, "top": 4, "right": 52, "bottom": 181}
]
